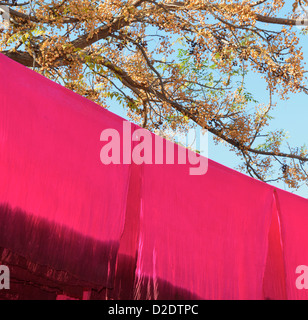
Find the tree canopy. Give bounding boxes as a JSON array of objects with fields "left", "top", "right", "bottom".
[{"left": 1, "top": 0, "right": 308, "bottom": 189}]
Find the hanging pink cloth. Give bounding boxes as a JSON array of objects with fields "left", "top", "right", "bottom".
[
  {"left": 273, "top": 189, "right": 308, "bottom": 300},
  {"left": 1, "top": 53, "right": 308, "bottom": 300},
  {"left": 0, "top": 54, "right": 131, "bottom": 298},
  {"left": 133, "top": 140, "right": 274, "bottom": 299}
]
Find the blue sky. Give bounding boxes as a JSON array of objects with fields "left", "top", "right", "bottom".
[{"left": 107, "top": 21, "right": 308, "bottom": 198}]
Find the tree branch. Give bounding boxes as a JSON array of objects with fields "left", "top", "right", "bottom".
[
  {"left": 255, "top": 13, "right": 299, "bottom": 26},
  {"left": 1, "top": 50, "right": 34, "bottom": 66}
]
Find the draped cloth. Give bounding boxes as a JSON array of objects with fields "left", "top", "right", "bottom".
[{"left": 0, "top": 53, "right": 308, "bottom": 300}]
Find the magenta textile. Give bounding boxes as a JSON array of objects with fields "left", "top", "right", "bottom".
[{"left": 0, "top": 53, "right": 307, "bottom": 300}]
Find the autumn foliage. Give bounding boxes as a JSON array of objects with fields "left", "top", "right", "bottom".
[{"left": 1, "top": 0, "right": 308, "bottom": 189}]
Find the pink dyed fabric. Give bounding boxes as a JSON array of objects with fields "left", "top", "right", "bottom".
[
  {"left": 273, "top": 189, "right": 308, "bottom": 300},
  {"left": 135, "top": 143, "right": 274, "bottom": 299},
  {"left": 0, "top": 54, "right": 132, "bottom": 295},
  {"left": 0, "top": 53, "right": 308, "bottom": 300}
]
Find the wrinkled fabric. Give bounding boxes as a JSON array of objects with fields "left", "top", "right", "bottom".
[
  {"left": 134, "top": 141, "right": 274, "bottom": 300},
  {"left": 1, "top": 53, "right": 308, "bottom": 300},
  {"left": 273, "top": 189, "right": 308, "bottom": 300},
  {"left": 262, "top": 193, "right": 287, "bottom": 300},
  {"left": 0, "top": 54, "right": 131, "bottom": 293}
]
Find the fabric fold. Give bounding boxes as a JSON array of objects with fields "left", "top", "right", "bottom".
[
  {"left": 262, "top": 191, "right": 287, "bottom": 300},
  {"left": 273, "top": 189, "right": 308, "bottom": 300}
]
